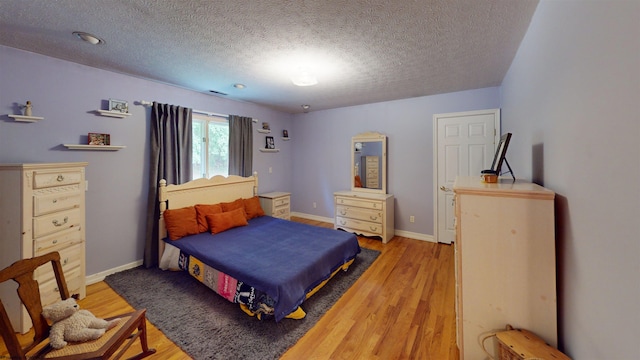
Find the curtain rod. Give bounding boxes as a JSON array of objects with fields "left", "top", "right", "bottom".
[{"left": 138, "top": 100, "right": 230, "bottom": 119}]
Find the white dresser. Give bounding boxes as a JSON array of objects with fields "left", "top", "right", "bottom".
[
  {"left": 259, "top": 192, "right": 291, "bottom": 220},
  {"left": 0, "top": 162, "right": 87, "bottom": 333},
  {"left": 453, "top": 176, "right": 557, "bottom": 359},
  {"left": 334, "top": 191, "right": 394, "bottom": 243}
]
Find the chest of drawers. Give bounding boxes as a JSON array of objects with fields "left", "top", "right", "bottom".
[
  {"left": 0, "top": 162, "right": 87, "bottom": 333},
  {"left": 334, "top": 191, "right": 394, "bottom": 243},
  {"left": 259, "top": 192, "right": 291, "bottom": 220}
]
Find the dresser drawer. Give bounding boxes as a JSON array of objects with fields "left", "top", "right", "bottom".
[
  {"left": 34, "top": 227, "right": 83, "bottom": 256},
  {"left": 273, "top": 207, "right": 290, "bottom": 219},
  {"left": 335, "top": 216, "right": 383, "bottom": 236},
  {"left": 33, "top": 208, "right": 82, "bottom": 238},
  {"left": 336, "top": 205, "right": 383, "bottom": 223},
  {"left": 272, "top": 196, "right": 290, "bottom": 208},
  {"left": 35, "top": 243, "right": 83, "bottom": 279},
  {"left": 33, "top": 191, "right": 82, "bottom": 216},
  {"left": 33, "top": 169, "right": 83, "bottom": 189},
  {"left": 38, "top": 266, "right": 83, "bottom": 306},
  {"left": 335, "top": 196, "right": 383, "bottom": 210}
]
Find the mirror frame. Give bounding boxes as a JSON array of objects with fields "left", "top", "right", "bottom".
[{"left": 351, "top": 132, "right": 387, "bottom": 194}]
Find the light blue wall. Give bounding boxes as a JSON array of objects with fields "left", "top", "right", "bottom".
[
  {"left": 290, "top": 88, "right": 500, "bottom": 235},
  {"left": 0, "top": 45, "right": 293, "bottom": 275},
  {"left": 500, "top": 1, "right": 639, "bottom": 358}
]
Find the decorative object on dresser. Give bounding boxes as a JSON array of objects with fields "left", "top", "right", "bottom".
[
  {"left": 453, "top": 176, "right": 557, "bottom": 360},
  {"left": 259, "top": 191, "right": 291, "bottom": 220},
  {"left": 0, "top": 162, "right": 88, "bottom": 334},
  {"left": 334, "top": 131, "right": 394, "bottom": 243}
]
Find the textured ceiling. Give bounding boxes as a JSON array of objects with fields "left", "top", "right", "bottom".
[{"left": 0, "top": 0, "right": 539, "bottom": 114}]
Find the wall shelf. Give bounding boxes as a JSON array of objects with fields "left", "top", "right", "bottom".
[
  {"left": 8, "top": 114, "right": 44, "bottom": 122},
  {"left": 281, "top": 137, "right": 291, "bottom": 141},
  {"left": 257, "top": 129, "right": 271, "bottom": 134},
  {"left": 63, "top": 144, "right": 126, "bottom": 151},
  {"left": 259, "top": 148, "right": 280, "bottom": 153},
  {"left": 95, "top": 110, "right": 131, "bottom": 118}
]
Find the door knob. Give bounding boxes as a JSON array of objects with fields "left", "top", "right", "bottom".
[{"left": 440, "top": 186, "right": 452, "bottom": 192}]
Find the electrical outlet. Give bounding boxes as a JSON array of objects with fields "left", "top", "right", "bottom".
[
  {"left": 313, "top": 202, "right": 317, "bottom": 208},
  {"left": 410, "top": 215, "right": 415, "bottom": 223},
  {"left": 268, "top": 167, "right": 272, "bottom": 173}
]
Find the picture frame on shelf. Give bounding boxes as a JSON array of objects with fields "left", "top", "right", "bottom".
[
  {"left": 265, "top": 136, "right": 275, "bottom": 149},
  {"left": 262, "top": 122, "right": 270, "bottom": 131},
  {"left": 282, "top": 129, "right": 289, "bottom": 138},
  {"left": 108, "top": 99, "right": 128, "bottom": 113},
  {"left": 88, "top": 132, "right": 111, "bottom": 145}
]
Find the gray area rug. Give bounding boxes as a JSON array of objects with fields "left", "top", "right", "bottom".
[{"left": 104, "top": 247, "right": 379, "bottom": 360}]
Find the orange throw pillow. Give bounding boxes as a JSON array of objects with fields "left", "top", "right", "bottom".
[
  {"left": 195, "top": 203, "right": 223, "bottom": 232},
  {"left": 163, "top": 206, "right": 199, "bottom": 240},
  {"left": 243, "top": 196, "right": 265, "bottom": 220},
  {"left": 221, "top": 198, "right": 245, "bottom": 212},
  {"left": 206, "top": 207, "right": 249, "bottom": 234}
]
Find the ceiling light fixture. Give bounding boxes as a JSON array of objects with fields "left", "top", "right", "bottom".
[
  {"left": 291, "top": 69, "right": 318, "bottom": 87},
  {"left": 73, "top": 31, "right": 105, "bottom": 45},
  {"left": 233, "top": 83, "right": 246, "bottom": 89},
  {"left": 301, "top": 104, "right": 311, "bottom": 112}
]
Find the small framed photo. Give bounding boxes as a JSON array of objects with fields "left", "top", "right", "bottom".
[
  {"left": 88, "top": 133, "right": 111, "bottom": 145},
  {"left": 265, "top": 136, "right": 275, "bottom": 149},
  {"left": 282, "top": 129, "right": 289, "bottom": 138},
  {"left": 108, "top": 99, "right": 128, "bottom": 113}
]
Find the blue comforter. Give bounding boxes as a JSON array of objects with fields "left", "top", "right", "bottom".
[{"left": 166, "top": 216, "right": 360, "bottom": 321}]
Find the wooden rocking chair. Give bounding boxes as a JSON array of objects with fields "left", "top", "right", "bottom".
[{"left": 0, "top": 251, "right": 156, "bottom": 359}]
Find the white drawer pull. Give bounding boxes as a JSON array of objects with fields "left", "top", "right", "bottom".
[
  {"left": 369, "top": 226, "right": 378, "bottom": 231},
  {"left": 56, "top": 174, "right": 65, "bottom": 182},
  {"left": 52, "top": 217, "right": 69, "bottom": 227}
]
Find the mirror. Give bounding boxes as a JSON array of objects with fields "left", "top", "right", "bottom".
[{"left": 351, "top": 132, "right": 387, "bottom": 194}]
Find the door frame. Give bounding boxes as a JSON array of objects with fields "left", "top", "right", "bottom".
[{"left": 432, "top": 108, "right": 500, "bottom": 243}]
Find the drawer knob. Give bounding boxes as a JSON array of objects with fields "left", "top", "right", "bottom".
[
  {"left": 369, "top": 215, "right": 378, "bottom": 221},
  {"left": 369, "top": 226, "right": 378, "bottom": 231},
  {"left": 52, "top": 199, "right": 58, "bottom": 203},
  {"left": 63, "top": 258, "right": 68, "bottom": 265},
  {"left": 340, "top": 210, "right": 347, "bottom": 216},
  {"left": 52, "top": 216, "right": 69, "bottom": 227},
  {"left": 339, "top": 220, "right": 346, "bottom": 225},
  {"left": 372, "top": 204, "right": 378, "bottom": 208},
  {"left": 56, "top": 175, "right": 65, "bottom": 182},
  {"left": 52, "top": 239, "right": 58, "bottom": 244}
]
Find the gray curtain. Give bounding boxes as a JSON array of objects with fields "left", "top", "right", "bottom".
[
  {"left": 228, "top": 115, "right": 253, "bottom": 176},
  {"left": 143, "top": 102, "right": 192, "bottom": 267}
]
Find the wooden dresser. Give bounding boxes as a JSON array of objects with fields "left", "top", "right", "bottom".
[
  {"left": 334, "top": 191, "right": 394, "bottom": 243},
  {"left": 453, "top": 176, "right": 557, "bottom": 359},
  {"left": 0, "top": 162, "right": 87, "bottom": 333},
  {"left": 259, "top": 192, "right": 291, "bottom": 220}
]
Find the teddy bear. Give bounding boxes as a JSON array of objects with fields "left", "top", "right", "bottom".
[{"left": 41, "top": 297, "right": 121, "bottom": 349}]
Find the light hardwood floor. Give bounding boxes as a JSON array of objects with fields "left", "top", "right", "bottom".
[{"left": 1, "top": 217, "right": 459, "bottom": 359}]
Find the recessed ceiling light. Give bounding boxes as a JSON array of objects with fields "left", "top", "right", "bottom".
[
  {"left": 301, "top": 105, "right": 311, "bottom": 112},
  {"left": 73, "top": 31, "right": 105, "bottom": 45},
  {"left": 233, "top": 83, "right": 246, "bottom": 89}
]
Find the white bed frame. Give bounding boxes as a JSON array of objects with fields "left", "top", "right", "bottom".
[{"left": 158, "top": 172, "right": 258, "bottom": 263}]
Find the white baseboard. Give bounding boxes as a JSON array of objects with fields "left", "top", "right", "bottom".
[
  {"left": 290, "top": 211, "right": 334, "bottom": 224},
  {"left": 86, "top": 259, "right": 143, "bottom": 285},
  {"left": 291, "top": 212, "right": 435, "bottom": 243}
]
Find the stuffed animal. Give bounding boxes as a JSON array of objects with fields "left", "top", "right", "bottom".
[{"left": 41, "top": 298, "right": 120, "bottom": 349}]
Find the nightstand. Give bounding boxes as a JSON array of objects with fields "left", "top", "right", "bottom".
[{"left": 259, "top": 192, "right": 291, "bottom": 220}]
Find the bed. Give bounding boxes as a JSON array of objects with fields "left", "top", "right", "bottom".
[{"left": 157, "top": 173, "right": 360, "bottom": 321}]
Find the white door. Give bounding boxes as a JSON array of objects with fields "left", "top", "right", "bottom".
[{"left": 433, "top": 109, "right": 500, "bottom": 244}]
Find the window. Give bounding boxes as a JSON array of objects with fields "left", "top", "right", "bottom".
[{"left": 192, "top": 113, "right": 229, "bottom": 180}]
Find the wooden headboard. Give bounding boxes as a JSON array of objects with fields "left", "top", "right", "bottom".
[{"left": 158, "top": 172, "right": 258, "bottom": 261}]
